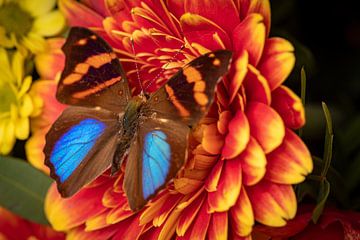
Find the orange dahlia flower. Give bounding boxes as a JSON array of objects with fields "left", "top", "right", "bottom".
[
  {"left": 0, "top": 207, "right": 65, "bottom": 240},
  {"left": 41, "top": 0, "right": 313, "bottom": 239}
]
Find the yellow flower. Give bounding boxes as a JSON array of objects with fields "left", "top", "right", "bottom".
[
  {"left": 0, "top": 0, "right": 65, "bottom": 53},
  {"left": 0, "top": 47, "right": 42, "bottom": 154}
]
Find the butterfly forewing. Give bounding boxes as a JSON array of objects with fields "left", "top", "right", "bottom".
[
  {"left": 44, "top": 106, "right": 119, "bottom": 197},
  {"left": 149, "top": 50, "right": 232, "bottom": 126},
  {"left": 57, "top": 27, "right": 131, "bottom": 113},
  {"left": 124, "top": 117, "right": 189, "bottom": 210}
]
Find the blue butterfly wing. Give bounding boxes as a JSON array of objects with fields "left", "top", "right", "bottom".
[
  {"left": 44, "top": 106, "right": 119, "bottom": 197},
  {"left": 124, "top": 118, "right": 189, "bottom": 210}
]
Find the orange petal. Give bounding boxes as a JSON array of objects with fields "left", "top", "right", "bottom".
[
  {"left": 85, "top": 211, "right": 109, "bottom": 231},
  {"left": 184, "top": 0, "right": 240, "bottom": 35},
  {"left": 208, "top": 211, "right": 228, "bottom": 240},
  {"left": 227, "top": 51, "right": 249, "bottom": 103},
  {"left": 112, "top": 216, "right": 144, "bottom": 240},
  {"left": 45, "top": 179, "right": 112, "bottom": 231},
  {"left": 222, "top": 110, "right": 250, "bottom": 159},
  {"left": 240, "top": 0, "right": 271, "bottom": 36},
  {"left": 265, "top": 128, "right": 313, "bottom": 184},
  {"left": 59, "top": 0, "right": 104, "bottom": 27},
  {"left": 180, "top": 13, "right": 231, "bottom": 50},
  {"left": 238, "top": 137, "right": 266, "bottom": 186},
  {"left": 232, "top": 13, "right": 265, "bottom": 66},
  {"left": 106, "top": 207, "right": 134, "bottom": 225},
  {"left": 35, "top": 38, "right": 65, "bottom": 80},
  {"left": 202, "top": 123, "right": 224, "bottom": 155},
  {"left": 244, "top": 65, "right": 271, "bottom": 105},
  {"left": 174, "top": 177, "right": 203, "bottom": 194},
  {"left": 208, "top": 158, "right": 242, "bottom": 212},
  {"left": 246, "top": 102, "right": 285, "bottom": 154},
  {"left": 247, "top": 180, "right": 297, "bottom": 227},
  {"left": 152, "top": 193, "right": 183, "bottom": 227},
  {"left": 192, "top": 145, "right": 218, "bottom": 169},
  {"left": 258, "top": 38, "right": 295, "bottom": 90},
  {"left": 205, "top": 160, "right": 223, "bottom": 192},
  {"left": 230, "top": 186, "right": 254, "bottom": 237},
  {"left": 25, "top": 131, "right": 49, "bottom": 173},
  {"left": 176, "top": 193, "right": 205, "bottom": 236},
  {"left": 271, "top": 86, "right": 305, "bottom": 129}
]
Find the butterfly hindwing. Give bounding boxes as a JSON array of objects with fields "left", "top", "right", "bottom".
[
  {"left": 44, "top": 106, "right": 119, "bottom": 197},
  {"left": 57, "top": 27, "right": 131, "bottom": 113},
  {"left": 123, "top": 117, "right": 189, "bottom": 210},
  {"left": 149, "top": 50, "right": 232, "bottom": 126}
]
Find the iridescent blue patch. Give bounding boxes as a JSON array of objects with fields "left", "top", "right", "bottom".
[
  {"left": 142, "top": 130, "right": 171, "bottom": 199},
  {"left": 50, "top": 118, "right": 105, "bottom": 182}
]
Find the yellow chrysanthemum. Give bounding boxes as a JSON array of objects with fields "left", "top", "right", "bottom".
[
  {"left": 0, "top": 0, "right": 65, "bottom": 53},
  {"left": 0, "top": 47, "right": 42, "bottom": 154}
]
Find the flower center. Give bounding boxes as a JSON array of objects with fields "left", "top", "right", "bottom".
[
  {"left": 0, "top": 3, "right": 33, "bottom": 38},
  {"left": 0, "top": 82, "right": 17, "bottom": 113}
]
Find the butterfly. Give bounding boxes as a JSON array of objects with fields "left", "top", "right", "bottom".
[{"left": 44, "top": 27, "right": 232, "bottom": 211}]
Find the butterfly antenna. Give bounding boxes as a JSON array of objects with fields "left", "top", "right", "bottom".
[
  {"left": 143, "top": 44, "right": 185, "bottom": 92},
  {"left": 130, "top": 37, "right": 144, "bottom": 95}
]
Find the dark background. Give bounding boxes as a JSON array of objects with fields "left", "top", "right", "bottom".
[{"left": 271, "top": 0, "right": 360, "bottom": 208}]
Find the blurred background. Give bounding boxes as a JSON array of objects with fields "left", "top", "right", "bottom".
[{"left": 271, "top": 0, "right": 360, "bottom": 209}]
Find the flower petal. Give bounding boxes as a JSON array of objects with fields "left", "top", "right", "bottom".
[
  {"left": 184, "top": 0, "right": 240, "bottom": 35},
  {"left": 20, "top": 0, "right": 56, "bottom": 17},
  {"left": 14, "top": 117, "right": 29, "bottom": 140},
  {"left": 271, "top": 86, "right": 305, "bottom": 129},
  {"left": 222, "top": 110, "right": 250, "bottom": 159},
  {"left": 230, "top": 187, "right": 254, "bottom": 237},
  {"left": 244, "top": 65, "right": 271, "bottom": 105},
  {"left": 202, "top": 123, "right": 224, "bottom": 155},
  {"left": 45, "top": 180, "right": 112, "bottom": 231},
  {"left": 32, "top": 10, "right": 66, "bottom": 37},
  {"left": 265, "top": 128, "right": 313, "bottom": 184},
  {"left": 248, "top": 181, "right": 297, "bottom": 227},
  {"left": 174, "top": 178, "right": 203, "bottom": 194},
  {"left": 59, "top": 0, "right": 104, "bottom": 27},
  {"left": 232, "top": 13, "right": 265, "bottom": 66},
  {"left": 176, "top": 193, "right": 205, "bottom": 236},
  {"left": 180, "top": 13, "right": 231, "bottom": 50},
  {"left": 189, "top": 201, "right": 211, "bottom": 240},
  {"left": 227, "top": 51, "right": 248, "bottom": 103},
  {"left": 208, "top": 212, "right": 228, "bottom": 240},
  {"left": 246, "top": 102, "right": 285, "bottom": 154},
  {"left": 35, "top": 38, "right": 65, "bottom": 80},
  {"left": 208, "top": 158, "right": 242, "bottom": 212},
  {"left": 258, "top": 38, "right": 295, "bottom": 90},
  {"left": 239, "top": 0, "right": 271, "bottom": 36},
  {"left": 238, "top": 137, "right": 266, "bottom": 186},
  {"left": 205, "top": 160, "right": 223, "bottom": 192}
]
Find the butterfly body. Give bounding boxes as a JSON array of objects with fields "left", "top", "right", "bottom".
[{"left": 44, "top": 27, "right": 232, "bottom": 211}]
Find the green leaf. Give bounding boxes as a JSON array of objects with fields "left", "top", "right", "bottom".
[
  {"left": 0, "top": 156, "right": 52, "bottom": 225},
  {"left": 312, "top": 179, "right": 330, "bottom": 223},
  {"left": 299, "top": 67, "right": 307, "bottom": 137},
  {"left": 321, "top": 102, "right": 334, "bottom": 178}
]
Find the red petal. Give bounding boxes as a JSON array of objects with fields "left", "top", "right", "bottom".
[
  {"left": 222, "top": 110, "right": 250, "bottom": 159},
  {"left": 265, "top": 128, "right": 313, "bottom": 184},
  {"left": 59, "top": 0, "right": 104, "bottom": 27},
  {"left": 238, "top": 137, "right": 266, "bottom": 186},
  {"left": 217, "top": 110, "right": 232, "bottom": 135},
  {"left": 184, "top": 0, "right": 240, "bottom": 35},
  {"left": 271, "top": 86, "right": 305, "bottom": 129},
  {"left": 232, "top": 13, "right": 266, "bottom": 66},
  {"left": 208, "top": 212, "right": 228, "bottom": 240},
  {"left": 230, "top": 187, "right": 254, "bottom": 237},
  {"left": 259, "top": 38, "right": 295, "bottom": 90},
  {"left": 176, "top": 193, "right": 205, "bottom": 236},
  {"left": 247, "top": 181, "right": 297, "bottom": 226},
  {"left": 244, "top": 65, "right": 271, "bottom": 105},
  {"left": 180, "top": 13, "right": 231, "bottom": 50},
  {"left": 246, "top": 102, "right": 285, "bottom": 154},
  {"left": 189, "top": 201, "right": 211, "bottom": 240},
  {"left": 208, "top": 158, "right": 242, "bottom": 212}
]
